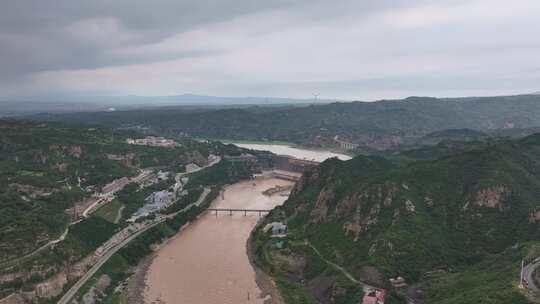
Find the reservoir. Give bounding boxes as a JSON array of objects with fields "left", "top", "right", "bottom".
[{"left": 231, "top": 143, "right": 351, "bottom": 162}]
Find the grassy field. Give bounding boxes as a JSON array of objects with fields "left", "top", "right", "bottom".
[{"left": 94, "top": 200, "right": 124, "bottom": 223}]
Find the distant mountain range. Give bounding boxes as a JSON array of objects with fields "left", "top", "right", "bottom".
[
  {"left": 0, "top": 94, "right": 332, "bottom": 116},
  {"left": 31, "top": 93, "right": 540, "bottom": 151},
  {"left": 0, "top": 101, "right": 114, "bottom": 117},
  {"left": 4, "top": 92, "right": 540, "bottom": 116}
]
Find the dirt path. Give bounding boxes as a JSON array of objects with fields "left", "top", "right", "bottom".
[{"left": 307, "top": 241, "right": 363, "bottom": 285}]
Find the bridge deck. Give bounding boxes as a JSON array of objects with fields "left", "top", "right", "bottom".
[{"left": 207, "top": 208, "right": 272, "bottom": 212}]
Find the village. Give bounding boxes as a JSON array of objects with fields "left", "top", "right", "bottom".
[{"left": 126, "top": 136, "right": 178, "bottom": 148}]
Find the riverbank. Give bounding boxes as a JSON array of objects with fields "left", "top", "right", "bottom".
[
  {"left": 126, "top": 220, "right": 195, "bottom": 304},
  {"left": 127, "top": 194, "right": 287, "bottom": 304},
  {"left": 247, "top": 219, "right": 285, "bottom": 304}
]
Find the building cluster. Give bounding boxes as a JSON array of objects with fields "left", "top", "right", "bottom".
[
  {"left": 137, "top": 170, "right": 170, "bottom": 188},
  {"left": 147, "top": 190, "right": 176, "bottom": 205},
  {"left": 334, "top": 135, "right": 359, "bottom": 151},
  {"left": 128, "top": 171, "right": 189, "bottom": 222},
  {"left": 263, "top": 222, "right": 288, "bottom": 237},
  {"left": 126, "top": 136, "right": 177, "bottom": 148},
  {"left": 128, "top": 189, "right": 177, "bottom": 222},
  {"left": 263, "top": 222, "right": 288, "bottom": 250}
]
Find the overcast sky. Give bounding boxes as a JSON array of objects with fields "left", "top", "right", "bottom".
[{"left": 1, "top": 0, "right": 539, "bottom": 101}]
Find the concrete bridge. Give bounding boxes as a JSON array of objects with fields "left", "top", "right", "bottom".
[{"left": 206, "top": 208, "right": 272, "bottom": 216}]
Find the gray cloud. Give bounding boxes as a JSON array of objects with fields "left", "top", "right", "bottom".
[
  {"left": 0, "top": 1, "right": 290, "bottom": 77},
  {"left": 0, "top": 0, "right": 539, "bottom": 100}
]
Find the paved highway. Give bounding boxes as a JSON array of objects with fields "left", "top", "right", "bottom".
[
  {"left": 56, "top": 157, "right": 221, "bottom": 303},
  {"left": 56, "top": 221, "right": 159, "bottom": 304},
  {"left": 56, "top": 187, "right": 210, "bottom": 304}
]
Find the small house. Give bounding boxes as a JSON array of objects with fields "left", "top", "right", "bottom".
[
  {"left": 272, "top": 223, "right": 288, "bottom": 236},
  {"left": 362, "top": 288, "right": 385, "bottom": 304},
  {"left": 263, "top": 222, "right": 288, "bottom": 237}
]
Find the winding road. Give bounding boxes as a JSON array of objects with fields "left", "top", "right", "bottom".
[
  {"left": 57, "top": 187, "right": 211, "bottom": 304},
  {"left": 56, "top": 221, "right": 158, "bottom": 304},
  {"left": 307, "top": 241, "right": 360, "bottom": 285},
  {"left": 523, "top": 258, "right": 540, "bottom": 295},
  {"left": 0, "top": 171, "right": 151, "bottom": 269},
  {"left": 4, "top": 157, "right": 220, "bottom": 303}
]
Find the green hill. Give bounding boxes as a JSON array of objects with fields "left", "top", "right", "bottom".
[
  {"left": 253, "top": 134, "right": 540, "bottom": 303},
  {"left": 0, "top": 120, "right": 211, "bottom": 263}
]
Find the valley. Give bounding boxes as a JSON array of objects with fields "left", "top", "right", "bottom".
[
  {"left": 0, "top": 120, "right": 252, "bottom": 303},
  {"left": 3, "top": 96, "right": 540, "bottom": 304},
  {"left": 143, "top": 178, "right": 293, "bottom": 304},
  {"left": 2, "top": 2, "right": 539, "bottom": 303}
]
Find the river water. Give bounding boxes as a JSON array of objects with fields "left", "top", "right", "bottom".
[
  {"left": 144, "top": 178, "right": 293, "bottom": 304},
  {"left": 232, "top": 143, "right": 351, "bottom": 162},
  {"left": 143, "top": 146, "right": 350, "bottom": 304}
]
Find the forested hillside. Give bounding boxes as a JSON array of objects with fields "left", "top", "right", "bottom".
[
  {"left": 33, "top": 94, "right": 540, "bottom": 150},
  {"left": 253, "top": 134, "right": 540, "bottom": 304},
  {"left": 0, "top": 120, "right": 210, "bottom": 262}
]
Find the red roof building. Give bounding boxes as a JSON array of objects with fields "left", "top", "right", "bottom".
[{"left": 362, "top": 288, "right": 386, "bottom": 304}]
